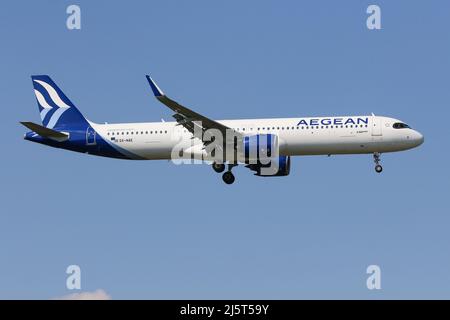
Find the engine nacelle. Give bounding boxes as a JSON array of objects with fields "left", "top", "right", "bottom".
[
  {"left": 246, "top": 156, "right": 291, "bottom": 177},
  {"left": 243, "top": 134, "right": 278, "bottom": 163}
]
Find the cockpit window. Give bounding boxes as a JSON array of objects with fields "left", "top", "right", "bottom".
[{"left": 393, "top": 122, "right": 410, "bottom": 129}]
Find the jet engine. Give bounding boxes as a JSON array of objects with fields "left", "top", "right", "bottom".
[
  {"left": 245, "top": 156, "right": 291, "bottom": 176},
  {"left": 242, "top": 134, "right": 278, "bottom": 163}
]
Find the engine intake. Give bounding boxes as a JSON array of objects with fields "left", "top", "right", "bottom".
[{"left": 243, "top": 134, "right": 278, "bottom": 163}]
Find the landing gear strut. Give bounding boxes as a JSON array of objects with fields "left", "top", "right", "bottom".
[
  {"left": 373, "top": 152, "right": 383, "bottom": 173},
  {"left": 222, "top": 164, "right": 237, "bottom": 184}
]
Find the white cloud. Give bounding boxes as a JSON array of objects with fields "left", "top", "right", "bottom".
[{"left": 55, "top": 289, "right": 111, "bottom": 300}]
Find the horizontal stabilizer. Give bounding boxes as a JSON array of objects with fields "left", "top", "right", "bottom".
[{"left": 20, "top": 121, "right": 69, "bottom": 142}]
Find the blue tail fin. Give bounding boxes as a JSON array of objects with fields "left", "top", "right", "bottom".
[{"left": 31, "top": 75, "right": 89, "bottom": 130}]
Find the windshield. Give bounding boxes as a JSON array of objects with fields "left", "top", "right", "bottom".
[{"left": 393, "top": 122, "right": 410, "bottom": 129}]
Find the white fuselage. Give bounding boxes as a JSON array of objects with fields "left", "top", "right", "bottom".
[{"left": 90, "top": 115, "right": 424, "bottom": 161}]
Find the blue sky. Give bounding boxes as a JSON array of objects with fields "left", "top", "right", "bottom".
[{"left": 1, "top": 0, "right": 449, "bottom": 299}]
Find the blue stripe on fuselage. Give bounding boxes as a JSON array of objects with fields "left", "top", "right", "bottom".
[{"left": 24, "top": 127, "right": 144, "bottom": 160}]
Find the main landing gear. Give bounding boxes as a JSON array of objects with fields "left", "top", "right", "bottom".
[
  {"left": 212, "top": 163, "right": 237, "bottom": 184},
  {"left": 212, "top": 162, "right": 225, "bottom": 173},
  {"left": 373, "top": 152, "right": 383, "bottom": 173},
  {"left": 222, "top": 171, "right": 235, "bottom": 184}
]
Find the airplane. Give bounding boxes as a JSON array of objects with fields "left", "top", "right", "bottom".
[{"left": 22, "top": 75, "right": 424, "bottom": 184}]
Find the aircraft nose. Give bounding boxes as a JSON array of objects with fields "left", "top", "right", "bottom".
[{"left": 414, "top": 130, "right": 424, "bottom": 146}]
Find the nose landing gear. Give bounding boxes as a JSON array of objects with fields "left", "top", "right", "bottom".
[{"left": 373, "top": 152, "right": 383, "bottom": 173}]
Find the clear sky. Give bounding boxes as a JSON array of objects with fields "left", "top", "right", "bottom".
[{"left": 1, "top": 0, "right": 449, "bottom": 299}]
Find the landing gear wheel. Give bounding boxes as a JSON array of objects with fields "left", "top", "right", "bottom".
[
  {"left": 222, "top": 171, "right": 235, "bottom": 184},
  {"left": 373, "top": 153, "right": 383, "bottom": 173},
  {"left": 375, "top": 165, "right": 383, "bottom": 173},
  {"left": 212, "top": 162, "right": 225, "bottom": 173}
]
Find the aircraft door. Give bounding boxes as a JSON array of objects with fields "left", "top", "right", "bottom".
[
  {"left": 371, "top": 116, "right": 382, "bottom": 136},
  {"left": 86, "top": 126, "right": 97, "bottom": 145}
]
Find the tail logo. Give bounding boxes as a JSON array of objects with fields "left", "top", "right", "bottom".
[{"left": 33, "top": 79, "right": 71, "bottom": 129}]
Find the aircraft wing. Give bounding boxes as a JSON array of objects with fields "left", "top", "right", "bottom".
[{"left": 145, "top": 75, "right": 243, "bottom": 150}]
